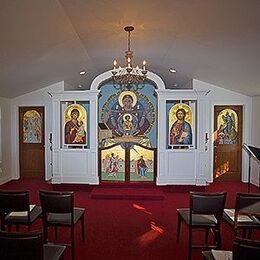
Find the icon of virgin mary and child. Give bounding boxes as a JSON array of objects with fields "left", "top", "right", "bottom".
[
  {"left": 104, "top": 91, "right": 151, "bottom": 138},
  {"left": 64, "top": 108, "right": 86, "bottom": 145}
]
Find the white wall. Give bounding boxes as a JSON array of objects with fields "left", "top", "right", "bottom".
[
  {"left": 2, "top": 77, "right": 255, "bottom": 186},
  {"left": 194, "top": 79, "right": 252, "bottom": 183},
  {"left": 251, "top": 96, "right": 260, "bottom": 186},
  {"left": 10, "top": 81, "right": 64, "bottom": 181},
  {"left": 0, "top": 97, "right": 12, "bottom": 184}
]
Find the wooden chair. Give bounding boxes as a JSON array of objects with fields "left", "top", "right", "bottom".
[
  {"left": 39, "top": 190, "right": 85, "bottom": 260},
  {"left": 223, "top": 192, "right": 260, "bottom": 238},
  {"left": 202, "top": 237, "right": 260, "bottom": 260},
  {"left": 177, "top": 191, "right": 227, "bottom": 260},
  {"left": 0, "top": 230, "right": 65, "bottom": 260},
  {"left": 0, "top": 190, "right": 42, "bottom": 231}
]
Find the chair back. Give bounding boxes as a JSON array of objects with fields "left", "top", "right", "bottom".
[
  {"left": 0, "top": 190, "right": 30, "bottom": 213},
  {"left": 235, "top": 193, "right": 260, "bottom": 216},
  {"left": 39, "top": 190, "right": 74, "bottom": 228},
  {"left": 0, "top": 190, "right": 30, "bottom": 230},
  {"left": 0, "top": 230, "right": 44, "bottom": 260},
  {"left": 233, "top": 237, "right": 260, "bottom": 260},
  {"left": 39, "top": 190, "right": 74, "bottom": 214},
  {"left": 190, "top": 192, "right": 227, "bottom": 223},
  {"left": 232, "top": 192, "right": 260, "bottom": 233}
]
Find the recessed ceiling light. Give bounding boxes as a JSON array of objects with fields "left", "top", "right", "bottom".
[
  {"left": 169, "top": 68, "right": 177, "bottom": 73},
  {"left": 79, "top": 71, "right": 86, "bottom": 76}
]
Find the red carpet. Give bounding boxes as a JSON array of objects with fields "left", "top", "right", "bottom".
[
  {"left": 90, "top": 187, "right": 165, "bottom": 200},
  {"left": 0, "top": 179, "right": 259, "bottom": 260}
]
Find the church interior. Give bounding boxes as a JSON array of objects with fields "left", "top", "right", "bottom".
[{"left": 0, "top": 1, "right": 259, "bottom": 259}]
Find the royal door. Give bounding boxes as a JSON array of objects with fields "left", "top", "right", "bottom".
[{"left": 98, "top": 82, "right": 157, "bottom": 184}]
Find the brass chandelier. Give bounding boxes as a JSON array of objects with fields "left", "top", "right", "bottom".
[{"left": 112, "top": 26, "right": 147, "bottom": 90}]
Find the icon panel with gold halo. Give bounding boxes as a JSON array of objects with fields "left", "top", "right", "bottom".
[
  {"left": 64, "top": 104, "right": 87, "bottom": 145},
  {"left": 23, "top": 110, "right": 42, "bottom": 143}
]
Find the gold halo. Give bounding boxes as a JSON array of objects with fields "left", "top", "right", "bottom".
[
  {"left": 169, "top": 103, "right": 192, "bottom": 127},
  {"left": 65, "top": 104, "right": 86, "bottom": 124},
  {"left": 123, "top": 113, "right": 133, "bottom": 121},
  {"left": 118, "top": 91, "right": 137, "bottom": 108},
  {"left": 24, "top": 110, "right": 41, "bottom": 119},
  {"left": 217, "top": 108, "right": 238, "bottom": 131}
]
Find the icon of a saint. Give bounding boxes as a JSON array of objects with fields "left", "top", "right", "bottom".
[
  {"left": 104, "top": 91, "right": 150, "bottom": 137},
  {"left": 136, "top": 155, "right": 148, "bottom": 178},
  {"left": 217, "top": 110, "right": 237, "bottom": 144},
  {"left": 64, "top": 108, "right": 86, "bottom": 144},
  {"left": 170, "top": 108, "right": 192, "bottom": 145},
  {"left": 106, "top": 153, "right": 119, "bottom": 177}
]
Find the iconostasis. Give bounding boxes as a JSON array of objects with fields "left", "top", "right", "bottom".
[{"left": 51, "top": 71, "right": 210, "bottom": 185}]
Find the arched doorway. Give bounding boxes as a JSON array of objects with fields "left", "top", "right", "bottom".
[{"left": 98, "top": 82, "right": 157, "bottom": 184}]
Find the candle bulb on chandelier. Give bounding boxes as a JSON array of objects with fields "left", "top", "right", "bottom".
[
  {"left": 127, "top": 57, "right": 131, "bottom": 68},
  {"left": 142, "top": 60, "right": 147, "bottom": 71},
  {"left": 113, "top": 60, "right": 117, "bottom": 70}
]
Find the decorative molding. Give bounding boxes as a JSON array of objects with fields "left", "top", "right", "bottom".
[{"left": 90, "top": 70, "right": 166, "bottom": 91}]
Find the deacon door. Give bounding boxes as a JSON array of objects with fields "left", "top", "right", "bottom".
[
  {"left": 19, "top": 107, "right": 45, "bottom": 178},
  {"left": 213, "top": 106, "right": 243, "bottom": 181}
]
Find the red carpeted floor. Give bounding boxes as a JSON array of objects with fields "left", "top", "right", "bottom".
[
  {"left": 90, "top": 187, "right": 165, "bottom": 200},
  {"left": 0, "top": 179, "right": 259, "bottom": 260}
]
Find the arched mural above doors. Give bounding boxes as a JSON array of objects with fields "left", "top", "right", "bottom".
[{"left": 98, "top": 82, "right": 157, "bottom": 183}]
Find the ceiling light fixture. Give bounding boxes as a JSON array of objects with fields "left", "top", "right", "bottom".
[
  {"left": 79, "top": 71, "right": 86, "bottom": 76},
  {"left": 112, "top": 26, "right": 147, "bottom": 90},
  {"left": 169, "top": 68, "right": 177, "bottom": 73}
]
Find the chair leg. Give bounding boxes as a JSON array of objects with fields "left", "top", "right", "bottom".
[
  {"left": 214, "top": 228, "right": 221, "bottom": 249},
  {"left": 205, "top": 228, "right": 209, "bottom": 245},
  {"left": 71, "top": 226, "right": 75, "bottom": 260},
  {"left": 0, "top": 222, "right": 5, "bottom": 231},
  {"left": 81, "top": 215, "right": 85, "bottom": 241},
  {"left": 188, "top": 226, "right": 192, "bottom": 260},
  {"left": 248, "top": 228, "right": 253, "bottom": 239},
  {"left": 0, "top": 216, "right": 5, "bottom": 231},
  {"left": 55, "top": 226, "right": 58, "bottom": 240},
  {"left": 8, "top": 224, "right": 11, "bottom": 232},
  {"left": 28, "top": 224, "right": 31, "bottom": 231},
  {"left": 242, "top": 228, "right": 247, "bottom": 238},
  {"left": 43, "top": 225, "right": 48, "bottom": 243},
  {"left": 16, "top": 224, "right": 19, "bottom": 231},
  {"left": 176, "top": 212, "right": 181, "bottom": 243},
  {"left": 234, "top": 227, "right": 238, "bottom": 237}
]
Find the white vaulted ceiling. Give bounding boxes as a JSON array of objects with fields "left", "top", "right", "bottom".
[{"left": 0, "top": 0, "right": 260, "bottom": 98}]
